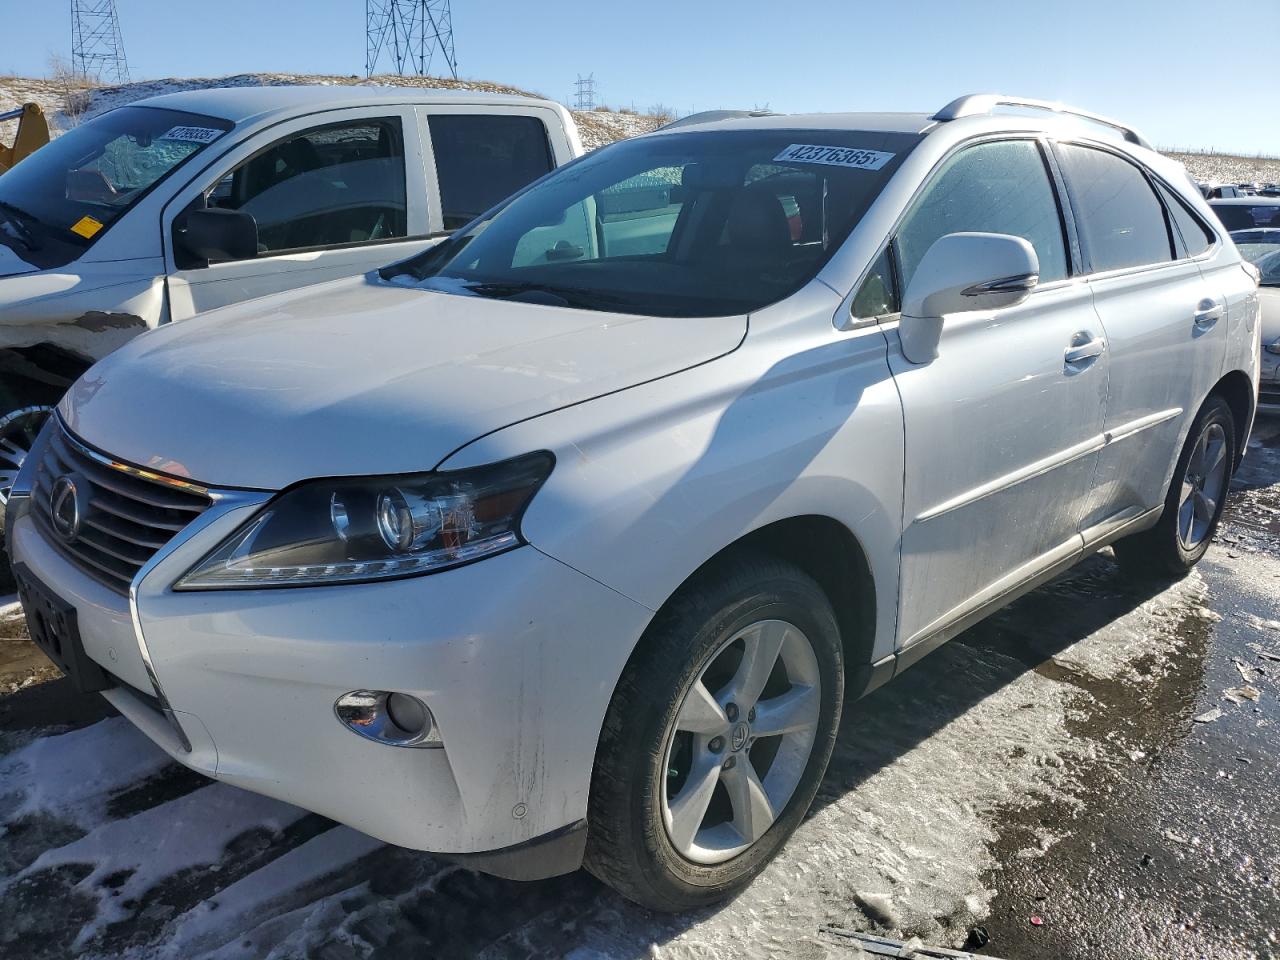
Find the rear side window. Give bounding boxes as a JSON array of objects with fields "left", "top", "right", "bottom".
[
  {"left": 1057, "top": 144, "right": 1173, "bottom": 273},
  {"left": 428, "top": 114, "right": 554, "bottom": 230},
  {"left": 1155, "top": 182, "right": 1215, "bottom": 257},
  {"left": 895, "top": 139, "right": 1069, "bottom": 290}
]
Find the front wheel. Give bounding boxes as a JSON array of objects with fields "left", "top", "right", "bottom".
[
  {"left": 1113, "top": 396, "right": 1235, "bottom": 578},
  {"left": 584, "top": 553, "right": 843, "bottom": 912},
  {"left": 0, "top": 405, "right": 55, "bottom": 593}
]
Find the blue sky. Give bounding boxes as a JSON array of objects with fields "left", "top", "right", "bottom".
[{"left": 4, "top": 0, "right": 1276, "bottom": 155}]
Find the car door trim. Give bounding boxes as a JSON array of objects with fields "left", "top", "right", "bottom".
[{"left": 914, "top": 407, "right": 1181, "bottom": 523}]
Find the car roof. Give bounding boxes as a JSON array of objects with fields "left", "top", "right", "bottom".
[
  {"left": 1211, "top": 196, "right": 1280, "bottom": 205},
  {"left": 651, "top": 111, "right": 938, "bottom": 136},
  {"left": 129, "top": 84, "right": 553, "bottom": 124}
]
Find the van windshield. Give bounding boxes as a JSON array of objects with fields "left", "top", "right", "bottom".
[
  {"left": 0, "top": 106, "right": 232, "bottom": 270},
  {"left": 388, "top": 128, "right": 920, "bottom": 317}
]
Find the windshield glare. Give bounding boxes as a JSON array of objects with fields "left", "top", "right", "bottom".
[
  {"left": 0, "top": 106, "right": 232, "bottom": 269},
  {"left": 393, "top": 129, "right": 920, "bottom": 317},
  {"left": 1232, "top": 230, "right": 1280, "bottom": 285}
]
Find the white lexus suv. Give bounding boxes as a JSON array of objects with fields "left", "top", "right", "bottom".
[{"left": 4, "top": 95, "right": 1261, "bottom": 910}]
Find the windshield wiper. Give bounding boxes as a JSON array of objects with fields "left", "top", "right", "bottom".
[
  {"left": 0, "top": 200, "right": 41, "bottom": 250},
  {"left": 459, "top": 280, "right": 629, "bottom": 311}
]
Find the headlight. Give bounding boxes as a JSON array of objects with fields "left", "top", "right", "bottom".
[
  {"left": 1266, "top": 339, "right": 1280, "bottom": 355},
  {"left": 176, "top": 452, "right": 553, "bottom": 590}
]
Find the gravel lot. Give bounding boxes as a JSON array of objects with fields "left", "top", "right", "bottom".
[{"left": 0, "top": 416, "right": 1276, "bottom": 959}]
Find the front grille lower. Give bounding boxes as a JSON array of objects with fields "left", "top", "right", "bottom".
[{"left": 30, "top": 422, "right": 212, "bottom": 594}]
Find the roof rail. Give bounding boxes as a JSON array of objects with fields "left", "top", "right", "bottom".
[
  {"left": 659, "top": 109, "right": 777, "bottom": 131},
  {"left": 931, "top": 94, "right": 1152, "bottom": 149}
]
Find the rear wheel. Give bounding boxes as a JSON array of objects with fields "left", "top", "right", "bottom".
[
  {"left": 0, "top": 405, "right": 54, "bottom": 593},
  {"left": 1113, "top": 396, "right": 1235, "bottom": 578},
  {"left": 584, "top": 553, "right": 843, "bottom": 911}
]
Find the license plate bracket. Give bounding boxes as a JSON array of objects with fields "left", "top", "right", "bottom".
[{"left": 13, "top": 563, "right": 112, "bottom": 693}]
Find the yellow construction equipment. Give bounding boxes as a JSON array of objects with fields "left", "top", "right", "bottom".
[{"left": 0, "top": 103, "right": 51, "bottom": 174}]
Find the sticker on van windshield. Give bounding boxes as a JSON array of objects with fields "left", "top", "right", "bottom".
[
  {"left": 774, "top": 144, "right": 895, "bottom": 171},
  {"left": 70, "top": 215, "right": 104, "bottom": 239},
  {"left": 158, "top": 125, "right": 224, "bottom": 144}
]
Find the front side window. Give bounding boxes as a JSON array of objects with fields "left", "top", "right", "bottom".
[
  {"left": 895, "top": 139, "right": 1069, "bottom": 291},
  {"left": 390, "top": 129, "right": 920, "bottom": 318},
  {"left": 0, "top": 106, "right": 231, "bottom": 270},
  {"left": 1057, "top": 144, "right": 1173, "bottom": 273},
  {"left": 428, "top": 114, "right": 554, "bottom": 231},
  {"left": 209, "top": 118, "right": 407, "bottom": 256}
]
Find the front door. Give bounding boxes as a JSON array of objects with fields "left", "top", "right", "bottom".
[
  {"left": 884, "top": 138, "right": 1108, "bottom": 651},
  {"left": 162, "top": 107, "right": 436, "bottom": 321}
]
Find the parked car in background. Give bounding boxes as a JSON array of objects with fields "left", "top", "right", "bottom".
[
  {"left": 5, "top": 94, "right": 1259, "bottom": 911},
  {"left": 1210, "top": 196, "right": 1280, "bottom": 230},
  {"left": 0, "top": 86, "right": 583, "bottom": 583},
  {"left": 1200, "top": 182, "right": 1244, "bottom": 199},
  {"left": 1232, "top": 228, "right": 1280, "bottom": 406}
]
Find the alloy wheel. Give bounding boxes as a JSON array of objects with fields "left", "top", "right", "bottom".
[
  {"left": 1177, "top": 421, "right": 1229, "bottom": 550},
  {"left": 0, "top": 406, "right": 53, "bottom": 507},
  {"left": 661, "top": 618, "right": 821, "bottom": 864}
]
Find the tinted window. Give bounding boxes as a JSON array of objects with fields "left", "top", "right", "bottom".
[
  {"left": 429, "top": 115, "right": 554, "bottom": 230},
  {"left": 1156, "top": 182, "right": 1214, "bottom": 257},
  {"left": 1058, "top": 144, "right": 1173, "bottom": 272},
  {"left": 896, "top": 140, "right": 1068, "bottom": 290},
  {"left": 211, "top": 118, "right": 407, "bottom": 256},
  {"left": 390, "top": 129, "right": 920, "bottom": 318},
  {"left": 1210, "top": 202, "right": 1280, "bottom": 231},
  {"left": 852, "top": 247, "right": 899, "bottom": 320}
]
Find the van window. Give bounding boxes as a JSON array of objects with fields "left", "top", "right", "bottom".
[
  {"left": 1057, "top": 145, "right": 1173, "bottom": 272},
  {"left": 1155, "top": 182, "right": 1214, "bottom": 258},
  {"left": 852, "top": 247, "right": 899, "bottom": 320},
  {"left": 209, "top": 118, "right": 407, "bottom": 256},
  {"left": 428, "top": 114, "right": 554, "bottom": 231},
  {"left": 895, "top": 139, "right": 1069, "bottom": 290}
]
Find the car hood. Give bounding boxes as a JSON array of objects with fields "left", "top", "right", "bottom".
[
  {"left": 0, "top": 242, "right": 39, "bottom": 278},
  {"left": 61, "top": 275, "right": 747, "bottom": 489}
]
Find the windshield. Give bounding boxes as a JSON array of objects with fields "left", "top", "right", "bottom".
[
  {"left": 1232, "top": 229, "right": 1280, "bottom": 286},
  {"left": 387, "top": 129, "right": 920, "bottom": 318},
  {"left": 0, "top": 105, "right": 232, "bottom": 270}
]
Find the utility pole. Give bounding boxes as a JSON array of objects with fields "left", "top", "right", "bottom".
[
  {"left": 366, "top": 0, "right": 458, "bottom": 79},
  {"left": 71, "top": 0, "right": 130, "bottom": 85}
]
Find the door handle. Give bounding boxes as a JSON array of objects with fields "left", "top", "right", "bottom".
[
  {"left": 1064, "top": 333, "right": 1106, "bottom": 368},
  {"left": 1194, "top": 298, "right": 1223, "bottom": 329}
]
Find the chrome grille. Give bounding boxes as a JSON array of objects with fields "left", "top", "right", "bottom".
[{"left": 30, "top": 422, "right": 211, "bottom": 594}]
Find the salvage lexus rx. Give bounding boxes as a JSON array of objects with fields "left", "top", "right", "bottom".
[{"left": 5, "top": 94, "right": 1261, "bottom": 910}]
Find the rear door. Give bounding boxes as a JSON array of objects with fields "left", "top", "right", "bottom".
[
  {"left": 1054, "top": 142, "right": 1226, "bottom": 536},
  {"left": 884, "top": 137, "right": 1109, "bottom": 652},
  {"left": 163, "top": 107, "right": 433, "bottom": 321}
]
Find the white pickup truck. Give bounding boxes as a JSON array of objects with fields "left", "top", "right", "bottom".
[{"left": 0, "top": 85, "right": 583, "bottom": 545}]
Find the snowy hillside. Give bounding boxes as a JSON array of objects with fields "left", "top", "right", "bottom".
[{"left": 0, "top": 72, "right": 665, "bottom": 152}]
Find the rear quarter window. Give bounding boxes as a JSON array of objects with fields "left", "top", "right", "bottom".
[{"left": 1155, "top": 182, "right": 1215, "bottom": 258}]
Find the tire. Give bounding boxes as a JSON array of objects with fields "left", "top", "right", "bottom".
[
  {"left": 584, "top": 552, "right": 843, "bottom": 912},
  {"left": 0, "top": 405, "right": 55, "bottom": 594},
  {"left": 1113, "top": 395, "right": 1235, "bottom": 579}
]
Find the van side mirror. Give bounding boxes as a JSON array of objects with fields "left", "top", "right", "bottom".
[
  {"left": 898, "top": 232, "right": 1039, "bottom": 364},
  {"left": 175, "top": 208, "right": 259, "bottom": 266}
]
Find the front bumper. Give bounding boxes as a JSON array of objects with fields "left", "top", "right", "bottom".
[{"left": 8, "top": 489, "right": 652, "bottom": 871}]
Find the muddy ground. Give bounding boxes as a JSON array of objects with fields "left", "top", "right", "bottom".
[{"left": 0, "top": 416, "right": 1277, "bottom": 960}]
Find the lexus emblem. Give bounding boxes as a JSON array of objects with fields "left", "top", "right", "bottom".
[{"left": 49, "top": 475, "right": 85, "bottom": 544}]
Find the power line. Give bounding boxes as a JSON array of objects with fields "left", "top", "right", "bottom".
[
  {"left": 71, "top": 0, "right": 130, "bottom": 84},
  {"left": 366, "top": 0, "right": 458, "bottom": 79}
]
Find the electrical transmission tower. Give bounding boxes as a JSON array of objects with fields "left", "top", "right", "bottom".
[
  {"left": 71, "top": 0, "right": 130, "bottom": 85},
  {"left": 573, "top": 74, "right": 598, "bottom": 111},
  {"left": 366, "top": 1, "right": 458, "bottom": 79}
]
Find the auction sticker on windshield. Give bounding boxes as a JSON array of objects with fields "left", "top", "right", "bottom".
[
  {"left": 774, "top": 144, "right": 895, "bottom": 170},
  {"left": 70, "top": 216, "right": 104, "bottom": 239},
  {"left": 159, "top": 126, "right": 224, "bottom": 144}
]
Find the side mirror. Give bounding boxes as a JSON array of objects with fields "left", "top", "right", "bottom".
[
  {"left": 899, "top": 232, "right": 1039, "bottom": 364},
  {"left": 175, "top": 207, "right": 259, "bottom": 265}
]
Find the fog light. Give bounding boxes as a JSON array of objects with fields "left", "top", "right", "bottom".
[{"left": 335, "top": 690, "right": 441, "bottom": 748}]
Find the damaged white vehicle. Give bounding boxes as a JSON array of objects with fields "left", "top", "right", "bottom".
[
  {"left": 0, "top": 85, "right": 583, "bottom": 581},
  {"left": 5, "top": 95, "right": 1261, "bottom": 910}
]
